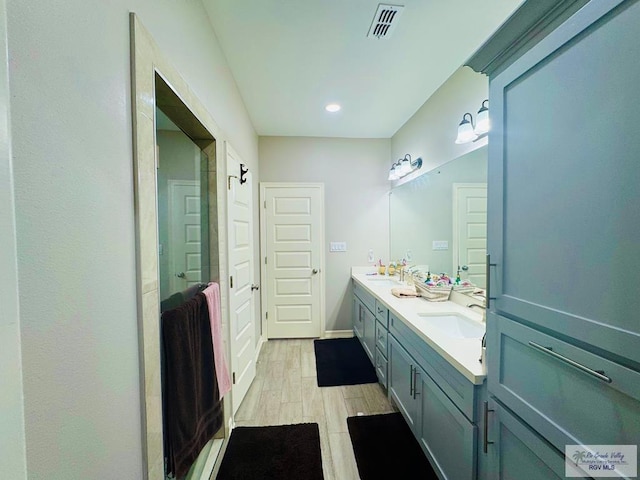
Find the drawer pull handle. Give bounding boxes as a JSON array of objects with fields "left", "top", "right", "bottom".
[
  {"left": 483, "top": 401, "right": 494, "bottom": 453},
  {"left": 528, "top": 341, "right": 612, "bottom": 384},
  {"left": 486, "top": 254, "right": 497, "bottom": 308},
  {"left": 409, "top": 365, "right": 414, "bottom": 396}
]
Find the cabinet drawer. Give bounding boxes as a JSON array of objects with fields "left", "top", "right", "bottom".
[
  {"left": 353, "top": 298, "right": 363, "bottom": 339},
  {"left": 488, "top": 313, "right": 640, "bottom": 452},
  {"left": 353, "top": 280, "right": 375, "bottom": 313},
  {"left": 375, "top": 320, "right": 388, "bottom": 358},
  {"left": 375, "top": 347, "right": 388, "bottom": 389},
  {"left": 375, "top": 299, "right": 389, "bottom": 328},
  {"left": 390, "top": 312, "right": 478, "bottom": 421}
]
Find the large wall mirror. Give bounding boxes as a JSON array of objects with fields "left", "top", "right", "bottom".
[
  {"left": 390, "top": 146, "right": 487, "bottom": 288},
  {"left": 131, "top": 15, "right": 230, "bottom": 480}
]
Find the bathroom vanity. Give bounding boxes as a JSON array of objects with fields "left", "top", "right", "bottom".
[{"left": 352, "top": 270, "right": 487, "bottom": 480}]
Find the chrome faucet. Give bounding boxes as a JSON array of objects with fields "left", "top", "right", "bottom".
[{"left": 467, "top": 303, "right": 486, "bottom": 311}]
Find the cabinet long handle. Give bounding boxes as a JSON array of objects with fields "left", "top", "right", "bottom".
[
  {"left": 413, "top": 369, "right": 420, "bottom": 399},
  {"left": 409, "top": 365, "right": 414, "bottom": 396},
  {"left": 528, "top": 341, "right": 612, "bottom": 384},
  {"left": 486, "top": 254, "right": 497, "bottom": 308},
  {"left": 483, "top": 401, "right": 494, "bottom": 453}
]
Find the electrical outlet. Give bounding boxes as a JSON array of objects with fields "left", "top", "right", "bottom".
[
  {"left": 432, "top": 240, "right": 449, "bottom": 251},
  {"left": 330, "top": 242, "right": 347, "bottom": 252},
  {"left": 368, "top": 249, "right": 374, "bottom": 263},
  {"left": 406, "top": 249, "right": 412, "bottom": 261}
]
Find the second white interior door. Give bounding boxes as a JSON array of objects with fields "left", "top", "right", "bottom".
[
  {"left": 262, "top": 184, "right": 324, "bottom": 339},
  {"left": 227, "top": 145, "right": 256, "bottom": 414}
]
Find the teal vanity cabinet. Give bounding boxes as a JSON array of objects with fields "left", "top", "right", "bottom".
[
  {"left": 352, "top": 281, "right": 376, "bottom": 363},
  {"left": 374, "top": 299, "right": 389, "bottom": 388},
  {"left": 467, "top": 0, "right": 640, "bottom": 477},
  {"left": 388, "top": 312, "right": 483, "bottom": 480}
]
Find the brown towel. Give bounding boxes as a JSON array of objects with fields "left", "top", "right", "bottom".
[
  {"left": 391, "top": 287, "right": 420, "bottom": 298},
  {"left": 161, "top": 292, "right": 223, "bottom": 478}
]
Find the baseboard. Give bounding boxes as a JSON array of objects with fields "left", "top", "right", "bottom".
[
  {"left": 322, "top": 330, "right": 354, "bottom": 339},
  {"left": 255, "top": 335, "right": 265, "bottom": 362}
]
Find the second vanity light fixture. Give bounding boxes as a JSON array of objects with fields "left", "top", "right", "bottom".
[
  {"left": 388, "top": 154, "right": 422, "bottom": 181},
  {"left": 455, "top": 99, "right": 490, "bottom": 144}
]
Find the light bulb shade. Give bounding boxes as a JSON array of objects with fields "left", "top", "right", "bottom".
[
  {"left": 399, "top": 156, "right": 411, "bottom": 175},
  {"left": 474, "top": 100, "right": 490, "bottom": 135},
  {"left": 388, "top": 165, "right": 397, "bottom": 181},
  {"left": 455, "top": 113, "right": 477, "bottom": 144}
]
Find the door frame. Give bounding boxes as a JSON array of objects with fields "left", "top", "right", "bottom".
[{"left": 259, "top": 182, "right": 326, "bottom": 339}]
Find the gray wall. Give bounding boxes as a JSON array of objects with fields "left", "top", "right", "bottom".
[
  {"left": 0, "top": 0, "right": 26, "bottom": 477},
  {"left": 5, "top": 0, "right": 257, "bottom": 477},
  {"left": 391, "top": 66, "right": 489, "bottom": 186},
  {"left": 259, "top": 136, "right": 390, "bottom": 332}
]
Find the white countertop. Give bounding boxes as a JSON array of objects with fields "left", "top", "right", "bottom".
[{"left": 352, "top": 268, "right": 486, "bottom": 385}]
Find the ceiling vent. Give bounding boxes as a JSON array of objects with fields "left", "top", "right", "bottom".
[{"left": 367, "top": 4, "right": 404, "bottom": 39}]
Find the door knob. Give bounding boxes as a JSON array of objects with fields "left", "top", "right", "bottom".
[
  {"left": 461, "top": 265, "right": 469, "bottom": 271},
  {"left": 176, "top": 272, "right": 186, "bottom": 278},
  {"left": 312, "top": 269, "right": 319, "bottom": 275},
  {"left": 251, "top": 284, "right": 259, "bottom": 291}
]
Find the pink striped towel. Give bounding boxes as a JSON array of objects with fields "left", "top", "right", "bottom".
[{"left": 203, "top": 283, "right": 231, "bottom": 399}]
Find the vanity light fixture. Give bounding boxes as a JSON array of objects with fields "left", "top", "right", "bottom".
[
  {"left": 474, "top": 100, "right": 490, "bottom": 135},
  {"left": 455, "top": 99, "right": 489, "bottom": 144},
  {"left": 455, "top": 113, "right": 478, "bottom": 144},
  {"left": 325, "top": 103, "right": 341, "bottom": 113},
  {"left": 388, "top": 154, "right": 422, "bottom": 181}
]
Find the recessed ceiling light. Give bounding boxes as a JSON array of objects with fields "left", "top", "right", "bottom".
[{"left": 325, "top": 103, "right": 341, "bottom": 113}]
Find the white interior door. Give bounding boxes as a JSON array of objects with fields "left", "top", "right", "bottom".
[
  {"left": 226, "top": 146, "right": 256, "bottom": 414},
  {"left": 168, "top": 180, "right": 201, "bottom": 292},
  {"left": 262, "top": 184, "right": 324, "bottom": 339},
  {"left": 453, "top": 183, "right": 487, "bottom": 288}
]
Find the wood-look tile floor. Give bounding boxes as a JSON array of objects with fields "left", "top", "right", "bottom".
[{"left": 234, "top": 338, "right": 399, "bottom": 480}]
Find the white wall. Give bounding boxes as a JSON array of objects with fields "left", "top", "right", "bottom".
[
  {"left": 0, "top": 0, "right": 26, "bottom": 477},
  {"left": 5, "top": 0, "right": 257, "bottom": 477},
  {"left": 259, "top": 137, "right": 390, "bottom": 332},
  {"left": 391, "top": 66, "right": 489, "bottom": 185}
]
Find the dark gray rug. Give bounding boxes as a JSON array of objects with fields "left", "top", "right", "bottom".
[
  {"left": 314, "top": 337, "right": 378, "bottom": 387},
  {"left": 347, "top": 412, "right": 437, "bottom": 480},
  {"left": 216, "top": 423, "right": 324, "bottom": 479}
]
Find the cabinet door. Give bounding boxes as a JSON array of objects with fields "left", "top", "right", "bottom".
[
  {"left": 417, "top": 364, "right": 477, "bottom": 480},
  {"left": 486, "top": 398, "right": 565, "bottom": 480},
  {"left": 487, "top": 0, "right": 640, "bottom": 363},
  {"left": 361, "top": 302, "right": 376, "bottom": 363},
  {"left": 388, "top": 336, "right": 419, "bottom": 432},
  {"left": 352, "top": 297, "right": 363, "bottom": 339}
]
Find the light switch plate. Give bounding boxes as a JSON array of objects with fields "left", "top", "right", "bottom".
[
  {"left": 432, "top": 240, "right": 449, "bottom": 250},
  {"left": 330, "top": 242, "right": 347, "bottom": 252}
]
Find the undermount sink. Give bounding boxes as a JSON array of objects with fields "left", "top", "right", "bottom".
[
  {"left": 416, "top": 312, "right": 484, "bottom": 339},
  {"left": 366, "top": 277, "right": 401, "bottom": 286}
]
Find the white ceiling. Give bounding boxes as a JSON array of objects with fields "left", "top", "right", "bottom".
[{"left": 203, "top": 0, "right": 523, "bottom": 138}]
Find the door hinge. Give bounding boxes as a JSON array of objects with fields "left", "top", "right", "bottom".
[
  {"left": 266, "top": 312, "right": 268, "bottom": 320},
  {"left": 232, "top": 372, "right": 236, "bottom": 384},
  {"left": 230, "top": 275, "right": 233, "bottom": 288},
  {"left": 264, "top": 256, "right": 267, "bottom": 265},
  {"left": 264, "top": 200, "right": 266, "bottom": 208}
]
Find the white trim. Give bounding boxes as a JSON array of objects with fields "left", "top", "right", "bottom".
[
  {"left": 260, "top": 182, "right": 326, "bottom": 339},
  {"left": 322, "top": 330, "right": 354, "bottom": 339}
]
